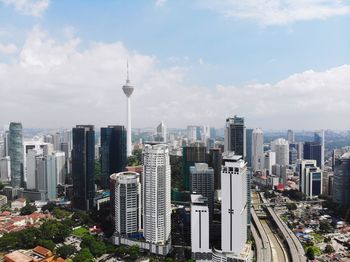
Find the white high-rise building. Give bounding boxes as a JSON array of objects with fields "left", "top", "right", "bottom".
[
  {"left": 156, "top": 121, "right": 167, "bottom": 143},
  {"left": 271, "top": 138, "right": 289, "bottom": 166},
  {"left": 187, "top": 126, "right": 200, "bottom": 142},
  {"left": 252, "top": 128, "right": 264, "bottom": 172},
  {"left": 26, "top": 149, "right": 42, "bottom": 189},
  {"left": 54, "top": 151, "right": 66, "bottom": 185},
  {"left": 287, "top": 129, "right": 295, "bottom": 144},
  {"left": 0, "top": 156, "right": 11, "bottom": 182},
  {"left": 201, "top": 126, "right": 211, "bottom": 142},
  {"left": 191, "top": 194, "right": 211, "bottom": 261},
  {"left": 221, "top": 152, "right": 247, "bottom": 254},
  {"left": 264, "top": 151, "right": 276, "bottom": 175},
  {"left": 111, "top": 171, "right": 141, "bottom": 240},
  {"left": 143, "top": 144, "right": 171, "bottom": 246},
  {"left": 122, "top": 63, "right": 134, "bottom": 157}
]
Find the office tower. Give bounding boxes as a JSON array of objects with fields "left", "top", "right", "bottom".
[
  {"left": 264, "top": 151, "right": 276, "bottom": 175},
  {"left": 289, "top": 147, "right": 298, "bottom": 165},
  {"left": 8, "top": 122, "right": 24, "bottom": 188},
  {"left": 26, "top": 149, "right": 41, "bottom": 189},
  {"left": 333, "top": 153, "right": 350, "bottom": 207},
  {"left": 303, "top": 165, "right": 322, "bottom": 198},
  {"left": 122, "top": 64, "right": 134, "bottom": 157},
  {"left": 297, "top": 142, "right": 304, "bottom": 159},
  {"left": 252, "top": 128, "right": 264, "bottom": 172},
  {"left": 190, "top": 163, "right": 214, "bottom": 222},
  {"left": 271, "top": 138, "right": 289, "bottom": 166},
  {"left": 314, "top": 130, "right": 325, "bottom": 168},
  {"left": 210, "top": 127, "right": 216, "bottom": 139},
  {"left": 54, "top": 151, "right": 66, "bottom": 185},
  {"left": 100, "top": 126, "right": 127, "bottom": 189},
  {"left": 3, "top": 130, "right": 9, "bottom": 157},
  {"left": 187, "top": 126, "right": 201, "bottom": 142},
  {"left": 298, "top": 159, "right": 317, "bottom": 193},
  {"left": 304, "top": 141, "right": 322, "bottom": 168},
  {"left": 287, "top": 129, "right": 295, "bottom": 144},
  {"left": 155, "top": 121, "right": 167, "bottom": 142},
  {"left": 60, "top": 142, "right": 70, "bottom": 175},
  {"left": 72, "top": 125, "right": 95, "bottom": 211},
  {"left": 111, "top": 171, "right": 141, "bottom": 241},
  {"left": 143, "top": 144, "right": 171, "bottom": 246},
  {"left": 201, "top": 126, "right": 210, "bottom": 142},
  {"left": 224, "top": 116, "right": 246, "bottom": 158},
  {"left": 209, "top": 148, "right": 222, "bottom": 190},
  {"left": 35, "top": 155, "right": 57, "bottom": 201},
  {"left": 221, "top": 152, "right": 247, "bottom": 254},
  {"left": 245, "top": 129, "right": 253, "bottom": 168},
  {"left": 182, "top": 143, "right": 208, "bottom": 190},
  {"left": 0, "top": 156, "right": 11, "bottom": 182},
  {"left": 191, "top": 194, "right": 211, "bottom": 261}
]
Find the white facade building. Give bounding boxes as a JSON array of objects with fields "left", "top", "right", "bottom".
[
  {"left": 187, "top": 126, "right": 200, "bottom": 142},
  {"left": 0, "top": 156, "right": 11, "bottom": 182},
  {"left": 54, "top": 151, "right": 66, "bottom": 185},
  {"left": 111, "top": 172, "right": 141, "bottom": 238},
  {"left": 156, "top": 121, "right": 167, "bottom": 143},
  {"left": 26, "top": 149, "right": 42, "bottom": 189},
  {"left": 191, "top": 194, "right": 211, "bottom": 261},
  {"left": 298, "top": 159, "right": 322, "bottom": 198},
  {"left": 221, "top": 152, "right": 247, "bottom": 255},
  {"left": 143, "top": 144, "right": 171, "bottom": 246},
  {"left": 271, "top": 138, "right": 289, "bottom": 166},
  {"left": 264, "top": 151, "right": 276, "bottom": 175},
  {"left": 252, "top": 128, "right": 264, "bottom": 172},
  {"left": 287, "top": 129, "right": 295, "bottom": 144}
]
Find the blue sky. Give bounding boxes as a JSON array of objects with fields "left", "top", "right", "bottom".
[{"left": 0, "top": 0, "right": 350, "bottom": 129}]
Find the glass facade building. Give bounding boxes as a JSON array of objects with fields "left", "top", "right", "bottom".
[
  {"left": 100, "top": 126, "right": 127, "bottom": 189},
  {"left": 72, "top": 125, "right": 95, "bottom": 211},
  {"left": 8, "top": 122, "right": 24, "bottom": 188},
  {"left": 224, "top": 116, "right": 246, "bottom": 158}
]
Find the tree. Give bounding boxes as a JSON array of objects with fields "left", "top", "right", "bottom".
[
  {"left": 324, "top": 244, "right": 335, "bottom": 254},
  {"left": 37, "top": 239, "right": 55, "bottom": 251},
  {"left": 286, "top": 203, "right": 298, "bottom": 211},
  {"left": 20, "top": 203, "right": 37, "bottom": 215},
  {"left": 128, "top": 245, "right": 140, "bottom": 260},
  {"left": 73, "top": 248, "right": 94, "bottom": 262},
  {"left": 81, "top": 235, "right": 106, "bottom": 257},
  {"left": 324, "top": 237, "right": 331, "bottom": 243},
  {"left": 319, "top": 220, "right": 334, "bottom": 234},
  {"left": 42, "top": 202, "right": 56, "bottom": 212},
  {"left": 0, "top": 181, "right": 4, "bottom": 190},
  {"left": 56, "top": 245, "right": 77, "bottom": 259},
  {"left": 306, "top": 247, "right": 315, "bottom": 260}
]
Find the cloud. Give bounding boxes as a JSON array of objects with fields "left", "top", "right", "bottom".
[
  {"left": 1, "top": 0, "right": 50, "bottom": 17},
  {"left": 199, "top": 0, "right": 350, "bottom": 26},
  {"left": 0, "top": 25, "right": 349, "bottom": 130},
  {"left": 0, "top": 43, "right": 17, "bottom": 54},
  {"left": 155, "top": 0, "right": 166, "bottom": 7}
]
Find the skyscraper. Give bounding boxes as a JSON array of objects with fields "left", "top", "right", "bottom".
[
  {"left": 8, "top": 122, "right": 24, "bottom": 188},
  {"left": 287, "top": 129, "right": 295, "bottom": 144},
  {"left": 252, "top": 128, "right": 264, "bottom": 172},
  {"left": 100, "top": 126, "right": 127, "bottom": 189},
  {"left": 224, "top": 116, "right": 246, "bottom": 158},
  {"left": 245, "top": 129, "right": 253, "bottom": 168},
  {"left": 122, "top": 64, "right": 134, "bottom": 157},
  {"left": 221, "top": 152, "right": 247, "bottom": 254},
  {"left": 333, "top": 153, "right": 350, "bottom": 207},
  {"left": 304, "top": 141, "right": 322, "bottom": 168},
  {"left": 72, "top": 125, "right": 95, "bottom": 211},
  {"left": 314, "top": 130, "right": 325, "bottom": 168},
  {"left": 190, "top": 163, "right": 214, "bottom": 222},
  {"left": 271, "top": 138, "right": 289, "bottom": 166},
  {"left": 143, "top": 144, "right": 171, "bottom": 246},
  {"left": 155, "top": 121, "right": 167, "bottom": 142},
  {"left": 209, "top": 148, "right": 222, "bottom": 190},
  {"left": 111, "top": 171, "right": 141, "bottom": 242},
  {"left": 298, "top": 159, "right": 322, "bottom": 198}
]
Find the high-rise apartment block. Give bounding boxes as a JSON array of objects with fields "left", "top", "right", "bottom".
[
  {"left": 271, "top": 138, "right": 289, "bottom": 166},
  {"left": 252, "top": 128, "right": 264, "bottom": 172},
  {"left": 9, "top": 122, "right": 24, "bottom": 188}
]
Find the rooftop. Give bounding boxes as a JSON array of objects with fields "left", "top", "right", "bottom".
[{"left": 4, "top": 251, "right": 33, "bottom": 262}]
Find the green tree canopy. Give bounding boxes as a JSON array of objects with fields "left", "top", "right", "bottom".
[
  {"left": 324, "top": 244, "right": 335, "bottom": 254},
  {"left": 73, "top": 248, "right": 94, "bottom": 262},
  {"left": 37, "top": 239, "right": 55, "bottom": 251},
  {"left": 306, "top": 246, "right": 315, "bottom": 260},
  {"left": 56, "top": 244, "right": 77, "bottom": 259},
  {"left": 20, "top": 203, "right": 37, "bottom": 215}
]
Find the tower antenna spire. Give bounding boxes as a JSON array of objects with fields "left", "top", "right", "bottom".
[{"left": 126, "top": 60, "right": 130, "bottom": 83}]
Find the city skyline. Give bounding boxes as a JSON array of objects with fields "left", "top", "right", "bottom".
[{"left": 0, "top": 1, "right": 349, "bottom": 129}]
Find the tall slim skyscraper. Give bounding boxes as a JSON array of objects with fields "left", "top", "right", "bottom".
[
  {"left": 209, "top": 148, "right": 222, "bottom": 190},
  {"left": 287, "top": 129, "right": 295, "bottom": 144},
  {"left": 224, "top": 116, "right": 246, "bottom": 158},
  {"left": 72, "top": 125, "right": 95, "bottom": 211},
  {"left": 100, "top": 126, "right": 127, "bottom": 189},
  {"left": 304, "top": 141, "right": 322, "bottom": 168},
  {"left": 245, "top": 129, "right": 253, "bottom": 168},
  {"left": 221, "top": 152, "right": 247, "bottom": 254},
  {"left": 314, "top": 130, "right": 325, "bottom": 168},
  {"left": 8, "top": 122, "right": 24, "bottom": 188},
  {"left": 143, "top": 144, "right": 171, "bottom": 245},
  {"left": 155, "top": 121, "right": 167, "bottom": 142},
  {"left": 122, "top": 64, "right": 134, "bottom": 157},
  {"left": 252, "top": 128, "right": 264, "bottom": 172}
]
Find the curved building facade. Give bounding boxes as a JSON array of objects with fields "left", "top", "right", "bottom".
[
  {"left": 8, "top": 122, "right": 24, "bottom": 188},
  {"left": 111, "top": 171, "right": 141, "bottom": 236}
]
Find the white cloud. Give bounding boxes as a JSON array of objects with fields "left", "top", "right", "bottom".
[
  {"left": 1, "top": 0, "right": 50, "bottom": 17},
  {"left": 155, "top": 0, "right": 166, "bottom": 7},
  {"left": 0, "top": 25, "right": 349, "bottom": 129},
  {"left": 0, "top": 43, "right": 17, "bottom": 54},
  {"left": 199, "top": 0, "right": 350, "bottom": 26}
]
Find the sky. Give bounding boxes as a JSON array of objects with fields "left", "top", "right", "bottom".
[{"left": 0, "top": 0, "right": 349, "bottom": 130}]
